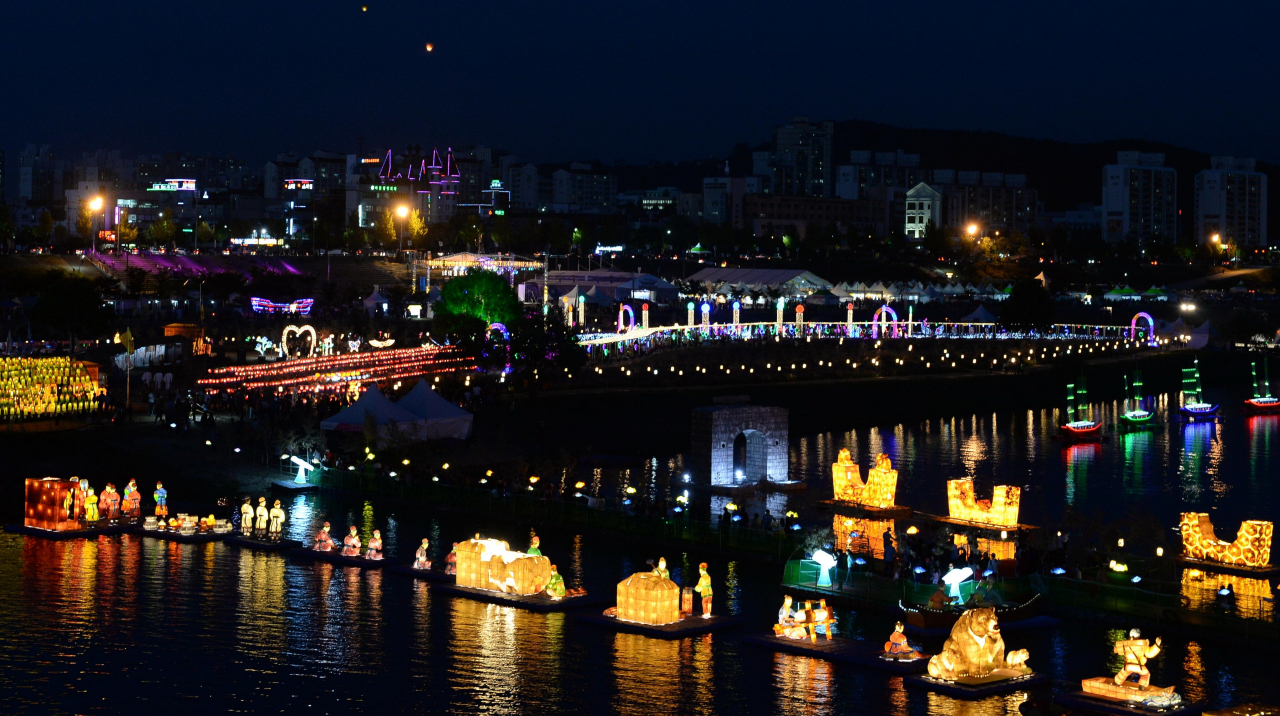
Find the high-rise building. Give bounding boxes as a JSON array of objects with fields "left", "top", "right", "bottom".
[
  {"left": 702, "top": 176, "right": 762, "bottom": 228},
  {"left": 551, "top": 167, "right": 616, "bottom": 213},
  {"left": 1194, "top": 156, "right": 1267, "bottom": 248},
  {"left": 903, "top": 183, "right": 942, "bottom": 240},
  {"left": 771, "top": 118, "right": 834, "bottom": 197},
  {"left": 1102, "top": 151, "right": 1177, "bottom": 244}
]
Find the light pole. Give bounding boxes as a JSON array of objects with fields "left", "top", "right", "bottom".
[
  {"left": 89, "top": 196, "right": 104, "bottom": 254},
  {"left": 396, "top": 205, "right": 409, "bottom": 256}
]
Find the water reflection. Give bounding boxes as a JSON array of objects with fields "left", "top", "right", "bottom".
[
  {"left": 1063, "top": 443, "right": 1098, "bottom": 506},
  {"left": 771, "top": 653, "right": 833, "bottom": 716},
  {"left": 611, "top": 633, "right": 715, "bottom": 715},
  {"left": 1181, "top": 569, "right": 1274, "bottom": 622}
]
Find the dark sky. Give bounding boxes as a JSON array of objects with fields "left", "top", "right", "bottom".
[{"left": 3, "top": 1, "right": 1278, "bottom": 165}]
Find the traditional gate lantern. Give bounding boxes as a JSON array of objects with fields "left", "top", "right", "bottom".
[
  {"left": 947, "top": 479, "right": 1021, "bottom": 528},
  {"left": 1180, "top": 513, "right": 1273, "bottom": 567}
]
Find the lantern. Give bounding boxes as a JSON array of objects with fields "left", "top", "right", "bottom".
[
  {"left": 831, "top": 450, "right": 897, "bottom": 508},
  {"left": 947, "top": 479, "right": 1020, "bottom": 528},
  {"left": 24, "top": 478, "right": 76, "bottom": 531},
  {"left": 1179, "top": 512, "right": 1273, "bottom": 567},
  {"left": 616, "top": 571, "right": 680, "bottom": 625}
]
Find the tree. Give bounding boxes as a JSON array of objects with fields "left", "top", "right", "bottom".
[
  {"left": 510, "top": 305, "right": 586, "bottom": 389},
  {"left": 407, "top": 210, "right": 428, "bottom": 250},
  {"left": 37, "top": 209, "right": 54, "bottom": 243},
  {"left": 149, "top": 214, "right": 177, "bottom": 247},
  {"left": 922, "top": 220, "right": 950, "bottom": 257},
  {"left": 117, "top": 217, "right": 138, "bottom": 247},
  {"left": 434, "top": 270, "right": 521, "bottom": 331},
  {"left": 453, "top": 214, "right": 484, "bottom": 253},
  {"left": 372, "top": 210, "right": 397, "bottom": 249},
  {"left": 998, "top": 279, "right": 1055, "bottom": 330},
  {"left": 75, "top": 204, "right": 95, "bottom": 243},
  {"left": 27, "top": 270, "right": 114, "bottom": 346},
  {"left": 196, "top": 221, "right": 216, "bottom": 248}
]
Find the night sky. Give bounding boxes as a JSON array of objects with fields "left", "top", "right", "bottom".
[{"left": 2, "top": 1, "right": 1278, "bottom": 164}]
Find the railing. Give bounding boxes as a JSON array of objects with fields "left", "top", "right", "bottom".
[{"left": 314, "top": 468, "right": 804, "bottom": 559}]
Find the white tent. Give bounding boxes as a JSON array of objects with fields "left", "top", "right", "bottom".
[
  {"left": 395, "top": 380, "right": 474, "bottom": 440},
  {"left": 321, "top": 387, "right": 425, "bottom": 433},
  {"left": 961, "top": 305, "right": 999, "bottom": 323},
  {"left": 363, "top": 288, "right": 390, "bottom": 316}
]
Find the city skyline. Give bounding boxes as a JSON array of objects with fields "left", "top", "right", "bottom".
[{"left": 2, "top": 1, "right": 1278, "bottom": 165}]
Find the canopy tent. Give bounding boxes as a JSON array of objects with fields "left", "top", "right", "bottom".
[
  {"left": 395, "top": 380, "right": 474, "bottom": 440},
  {"left": 363, "top": 288, "right": 390, "bottom": 316},
  {"left": 320, "top": 387, "right": 425, "bottom": 433},
  {"left": 961, "top": 305, "right": 999, "bottom": 323}
]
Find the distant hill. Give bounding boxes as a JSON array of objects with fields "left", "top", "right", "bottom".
[{"left": 613, "top": 119, "right": 1279, "bottom": 240}]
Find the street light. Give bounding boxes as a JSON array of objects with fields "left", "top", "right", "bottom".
[
  {"left": 967, "top": 223, "right": 978, "bottom": 238},
  {"left": 89, "top": 196, "right": 104, "bottom": 253},
  {"left": 395, "top": 205, "right": 409, "bottom": 254}
]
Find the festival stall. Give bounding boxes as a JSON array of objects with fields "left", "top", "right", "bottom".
[{"left": 394, "top": 380, "right": 473, "bottom": 440}]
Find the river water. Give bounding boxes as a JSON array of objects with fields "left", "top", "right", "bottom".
[{"left": 2, "top": 385, "right": 1278, "bottom": 714}]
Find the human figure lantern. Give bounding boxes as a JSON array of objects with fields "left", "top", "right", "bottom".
[
  {"left": 1080, "top": 629, "right": 1180, "bottom": 707},
  {"left": 122, "top": 479, "right": 141, "bottom": 519},
  {"left": 414, "top": 538, "right": 431, "bottom": 569},
  {"left": 100, "top": 484, "right": 120, "bottom": 523},
  {"left": 1180, "top": 512, "right": 1273, "bottom": 568},
  {"left": 694, "top": 563, "right": 713, "bottom": 617},
  {"left": 927, "top": 608, "right": 1031, "bottom": 681},
  {"left": 313, "top": 522, "right": 334, "bottom": 551},
  {"left": 74, "top": 479, "right": 88, "bottom": 522},
  {"left": 84, "top": 488, "right": 99, "bottom": 523},
  {"left": 884, "top": 621, "right": 921, "bottom": 660},
  {"left": 831, "top": 450, "right": 898, "bottom": 508},
  {"left": 546, "top": 565, "right": 567, "bottom": 599},
  {"left": 652, "top": 557, "right": 670, "bottom": 580},
  {"left": 240, "top": 498, "right": 254, "bottom": 536},
  {"left": 366, "top": 529, "right": 384, "bottom": 559},
  {"left": 527, "top": 535, "right": 542, "bottom": 556},
  {"left": 455, "top": 535, "right": 552, "bottom": 595},
  {"left": 153, "top": 481, "right": 168, "bottom": 518},
  {"left": 342, "top": 526, "right": 362, "bottom": 556},
  {"left": 268, "top": 500, "right": 285, "bottom": 541},
  {"left": 947, "top": 479, "right": 1021, "bottom": 528},
  {"left": 253, "top": 497, "right": 269, "bottom": 538}
]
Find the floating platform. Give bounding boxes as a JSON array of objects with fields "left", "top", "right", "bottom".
[
  {"left": 288, "top": 547, "right": 388, "bottom": 569},
  {"left": 741, "top": 633, "right": 929, "bottom": 673},
  {"left": 903, "top": 614, "right": 1059, "bottom": 639},
  {"left": 133, "top": 527, "right": 228, "bottom": 544},
  {"left": 3, "top": 523, "right": 131, "bottom": 540},
  {"left": 224, "top": 535, "right": 305, "bottom": 552},
  {"left": 903, "top": 672, "right": 1048, "bottom": 699},
  {"left": 818, "top": 500, "right": 913, "bottom": 518},
  {"left": 1055, "top": 691, "right": 1203, "bottom": 716},
  {"left": 914, "top": 512, "right": 1038, "bottom": 532},
  {"left": 431, "top": 583, "right": 605, "bottom": 612},
  {"left": 385, "top": 564, "right": 457, "bottom": 583},
  {"left": 1178, "top": 557, "right": 1280, "bottom": 579},
  {"left": 269, "top": 480, "right": 320, "bottom": 494},
  {"left": 577, "top": 611, "right": 745, "bottom": 639}
]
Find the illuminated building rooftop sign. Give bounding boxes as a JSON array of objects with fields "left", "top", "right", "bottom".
[
  {"left": 284, "top": 179, "right": 314, "bottom": 191},
  {"left": 369, "top": 184, "right": 400, "bottom": 192},
  {"left": 147, "top": 179, "right": 197, "bottom": 192}
]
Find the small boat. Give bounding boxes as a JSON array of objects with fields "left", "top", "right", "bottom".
[
  {"left": 899, "top": 593, "right": 1042, "bottom": 633},
  {"left": 1179, "top": 358, "right": 1219, "bottom": 419},
  {"left": 1246, "top": 359, "right": 1280, "bottom": 412},
  {"left": 1060, "top": 376, "right": 1102, "bottom": 438},
  {"left": 1118, "top": 370, "right": 1154, "bottom": 426}
]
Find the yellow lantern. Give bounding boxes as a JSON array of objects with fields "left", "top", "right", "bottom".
[
  {"left": 947, "top": 479, "right": 1020, "bottom": 528},
  {"left": 1180, "top": 512, "right": 1272, "bottom": 567}
]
